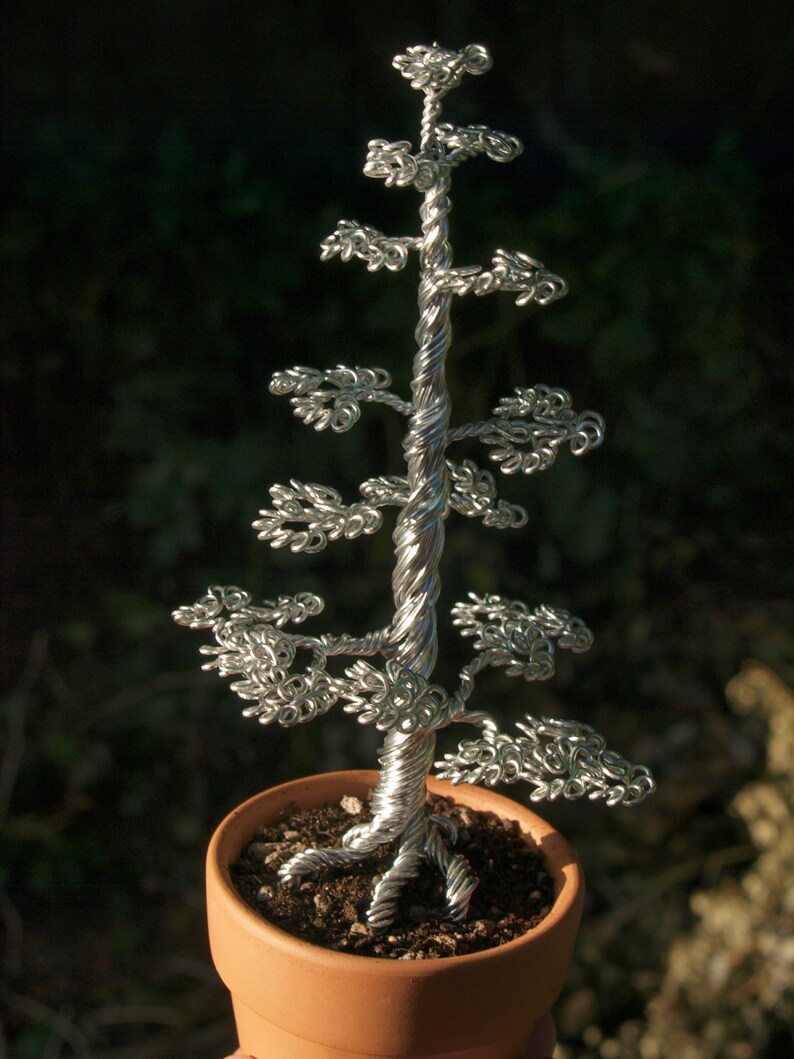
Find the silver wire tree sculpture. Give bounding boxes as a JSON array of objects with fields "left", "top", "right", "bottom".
[{"left": 175, "top": 43, "right": 655, "bottom": 931}]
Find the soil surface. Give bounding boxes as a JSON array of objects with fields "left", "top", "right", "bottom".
[{"left": 231, "top": 793, "right": 555, "bottom": 959}]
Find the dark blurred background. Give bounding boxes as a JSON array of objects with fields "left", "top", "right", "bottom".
[{"left": 2, "top": 2, "right": 793, "bottom": 1057}]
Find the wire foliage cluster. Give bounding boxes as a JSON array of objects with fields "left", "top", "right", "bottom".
[{"left": 436, "top": 717, "right": 657, "bottom": 806}]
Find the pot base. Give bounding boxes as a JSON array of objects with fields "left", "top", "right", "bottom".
[{"left": 235, "top": 994, "right": 534, "bottom": 1059}]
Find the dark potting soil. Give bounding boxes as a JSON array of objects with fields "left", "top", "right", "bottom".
[{"left": 231, "top": 793, "right": 555, "bottom": 959}]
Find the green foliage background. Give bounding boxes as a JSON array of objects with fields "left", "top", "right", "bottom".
[{"left": 2, "top": 3, "right": 792, "bottom": 1056}]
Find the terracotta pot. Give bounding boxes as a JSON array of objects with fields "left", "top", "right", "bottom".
[{"left": 206, "top": 770, "right": 584, "bottom": 1059}]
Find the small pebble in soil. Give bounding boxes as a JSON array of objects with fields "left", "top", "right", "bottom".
[{"left": 231, "top": 794, "right": 555, "bottom": 960}]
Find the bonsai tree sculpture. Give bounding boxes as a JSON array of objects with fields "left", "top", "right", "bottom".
[{"left": 175, "top": 43, "right": 655, "bottom": 933}]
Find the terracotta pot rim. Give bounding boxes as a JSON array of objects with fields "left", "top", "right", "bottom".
[{"left": 208, "top": 769, "right": 583, "bottom": 975}]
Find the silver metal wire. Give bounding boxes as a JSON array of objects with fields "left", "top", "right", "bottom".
[
  {"left": 448, "top": 385, "right": 606, "bottom": 475},
  {"left": 434, "top": 250, "right": 568, "bottom": 307},
  {"left": 175, "top": 43, "right": 656, "bottom": 932},
  {"left": 253, "top": 480, "right": 383, "bottom": 554},
  {"left": 320, "top": 221, "right": 416, "bottom": 273},
  {"left": 337, "top": 660, "right": 450, "bottom": 733},
  {"left": 447, "top": 460, "right": 528, "bottom": 528},
  {"left": 438, "top": 122, "right": 524, "bottom": 167},
  {"left": 270, "top": 365, "right": 413, "bottom": 430},
  {"left": 451, "top": 593, "right": 594, "bottom": 681},
  {"left": 435, "top": 716, "right": 657, "bottom": 806},
  {"left": 361, "top": 460, "right": 529, "bottom": 529}
]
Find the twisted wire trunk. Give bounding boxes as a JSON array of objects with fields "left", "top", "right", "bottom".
[
  {"left": 271, "top": 85, "right": 477, "bottom": 928},
  {"left": 351, "top": 95, "right": 466, "bottom": 924}
]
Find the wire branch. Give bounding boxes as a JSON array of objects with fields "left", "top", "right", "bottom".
[
  {"left": 174, "top": 587, "right": 341, "bottom": 725},
  {"left": 270, "top": 364, "right": 412, "bottom": 432},
  {"left": 173, "top": 588, "right": 396, "bottom": 726},
  {"left": 319, "top": 628, "right": 394, "bottom": 657},
  {"left": 359, "top": 474, "right": 411, "bottom": 508},
  {"left": 253, "top": 479, "right": 383, "bottom": 554},
  {"left": 448, "top": 384, "right": 605, "bottom": 475},
  {"left": 452, "top": 592, "right": 593, "bottom": 682},
  {"left": 393, "top": 43, "right": 492, "bottom": 96},
  {"left": 364, "top": 139, "right": 440, "bottom": 190},
  {"left": 173, "top": 585, "right": 323, "bottom": 630},
  {"left": 437, "top": 122, "right": 523, "bottom": 167},
  {"left": 335, "top": 659, "right": 450, "bottom": 734},
  {"left": 434, "top": 714, "right": 656, "bottom": 805},
  {"left": 320, "top": 220, "right": 419, "bottom": 272},
  {"left": 361, "top": 461, "right": 527, "bottom": 529},
  {"left": 447, "top": 459, "right": 527, "bottom": 528},
  {"left": 434, "top": 249, "right": 568, "bottom": 307}
]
